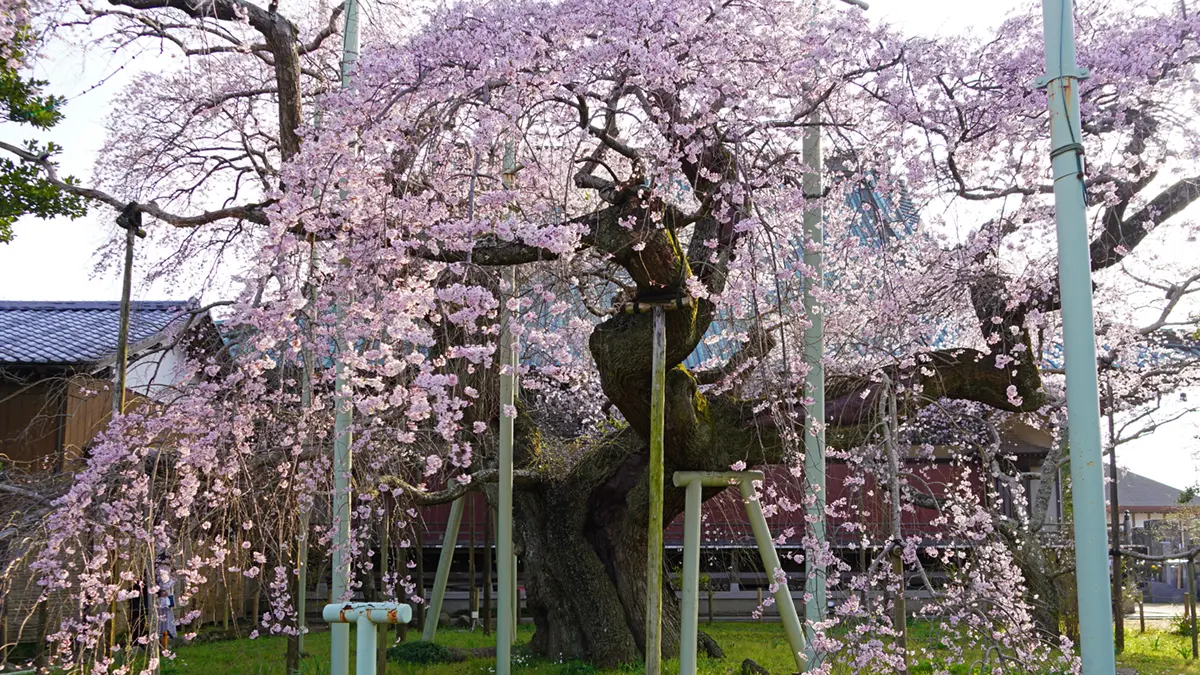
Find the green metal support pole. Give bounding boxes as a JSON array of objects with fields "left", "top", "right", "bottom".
[
  {"left": 330, "top": 361, "right": 354, "bottom": 675},
  {"left": 330, "top": 3, "right": 359, "bottom": 673},
  {"left": 1037, "top": 2, "right": 1115, "bottom": 672},
  {"left": 296, "top": 509, "right": 311, "bottom": 658},
  {"left": 1190, "top": 557, "right": 1198, "bottom": 660},
  {"left": 423, "top": 497, "right": 465, "bottom": 642},
  {"left": 678, "top": 478, "right": 702, "bottom": 675},
  {"left": 497, "top": 138, "right": 519, "bottom": 675},
  {"left": 740, "top": 478, "right": 807, "bottom": 673},
  {"left": 339, "top": 0, "right": 359, "bottom": 89},
  {"left": 645, "top": 306, "right": 666, "bottom": 675},
  {"left": 801, "top": 111, "right": 826, "bottom": 669}
]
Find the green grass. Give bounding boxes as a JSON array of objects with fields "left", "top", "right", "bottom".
[
  {"left": 159, "top": 622, "right": 1200, "bottom": 674},
  {"left": 1118, "top": 629, "right": 1200, "bottom": 674}
]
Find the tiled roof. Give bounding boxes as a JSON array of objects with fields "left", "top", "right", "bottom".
[
  {"left": 1107, "top": 464, "right": 1200, "bottom": 509},
  {"left": 0, "top": 300, "right": 195, "bottom": 365}
]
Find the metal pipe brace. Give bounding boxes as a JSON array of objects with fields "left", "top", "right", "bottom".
[{"left": 323, "top": 602, "right": 412, "bottom": 626}]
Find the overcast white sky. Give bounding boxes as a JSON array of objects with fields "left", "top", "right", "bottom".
[{"left": 0, "top": 0, "right": 1196, "bottom": 489}]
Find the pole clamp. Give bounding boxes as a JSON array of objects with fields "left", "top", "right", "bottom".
[
  {"left": 1032, "top": 67, "right": 1091, "bottom": 90},
  {"left": 1050, "top": 142, "right": 1086, "bottom": 160}
]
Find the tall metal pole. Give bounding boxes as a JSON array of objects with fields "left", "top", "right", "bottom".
[
  {"left": 496, "top": 143, "right": 518, "bottom": 674},
  {"left": 330, "top": 360, "right": 354, "bottom": 675},
  {"left": 645, "top": 306, "right": 666, "bottom": 675},
  {"left": 801, "top": 111, "right": 825, "bottom": 668},
  {"left": 329, "top": 2, "right": 359, "bottom": 672},
  {"left": 339, "top": 0, "right": 359, "bottom": 89},
  {"left": 1037, "top": 1, "right": 1115, "bottom": 671}
]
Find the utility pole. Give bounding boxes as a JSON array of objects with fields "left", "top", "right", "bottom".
[
  {"left": 113, "top": 202, "right": 145, "bottom": 415},
  {"left": 1036, "top": 1, "right": 1116, "bottom": 671},
  {"left": 329, "top": 1, "right": 359, "bottom": 673}
]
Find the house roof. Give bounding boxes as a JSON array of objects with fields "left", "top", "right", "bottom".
[
  {"left": 0, "top": 300, "right": 196, "bottom": 366},
  {"left": 1107, "top": 464, "right": 1200, "bottom": 510}
]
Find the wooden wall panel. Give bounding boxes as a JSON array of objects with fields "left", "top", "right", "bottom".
[
  {"left": 0, "top": 382, "right": 58, "bottom": 469},
  {"left": 63, "top": 376, "right": 113, "bottom": 466}
]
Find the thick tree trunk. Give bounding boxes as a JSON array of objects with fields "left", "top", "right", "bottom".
[
  {"left": 498, "top": 179, "right": 1049, "bottom": 666},
  {"left": 511, "top": 432, "right": 683, "bottom": 667}
]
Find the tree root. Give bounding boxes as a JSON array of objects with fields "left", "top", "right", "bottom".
[
  {"left": 698, "top": 630, "right": 726, "bottom": 659},
  {"left": 741, "top": 657, "right": 771, "bottom": 675}
]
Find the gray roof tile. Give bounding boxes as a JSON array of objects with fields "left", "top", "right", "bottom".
[{"left": 0, "top": 300, "right": 194, "bottom": 365}]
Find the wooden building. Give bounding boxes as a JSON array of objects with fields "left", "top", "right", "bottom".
[{"left": 0, "top": 300, "right": 221, "bottom": 653}]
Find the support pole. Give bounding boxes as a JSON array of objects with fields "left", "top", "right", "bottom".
[
  {"left": 330, "top": 2, "right": 360, "bottom": 672},
  {"left": 295, "top": 509, "right": 311, "bottom": 665},
  {"left": 114, "top": 223, "right": 133, "bottom": 415},
  {"left": 1108, "top": 382, "right": 1124, "bottom": 654},
  {"left": 323, "top": 603, "right": 410, "bottom": 675},
  {"left": 1037, "top": 2, "right": 1116, "bottom": 672},
  {"left": 423, "top": 497, "right": 465, "bottom": 642},
  {"left": 891, "top": 549, "right": 907, "bottom": 652},
  {"left": 469, "top": 496, "right": 477, "bottom": 627},
  {"left": 801, "top": 110, "right": 826, "bottom": 669},
  {"left": 113, "top": 204, "right": 144, "bottom": 415},
  {"left": 330, "top": 361, "right": 353, "bottom": 675},
  {"left": 739, "top": 477, "right": 807, "bottom": 673},
  {"left": 356, "top": 614, "right": 377, "bottom": 675},
  {"left": 1190, "top": 557, "right": 1198, "bottom": 660},
  {"left": 109, "top": 203, "right": 143, "bottom": 664},
  {"left": 377, "top": 501, "right": 390, "bottom": 675},
  {"left": 483, "top": 508, "right": 492, "bottom": 635},
  {"left": 645, "top": 306, "right": 667, "bottom": 675},
  {"left": 496, "top": 143, "right": 519, "bottom": 672},
  {"left": 679, "top": 479, "right": 702, "bottom": 675}
]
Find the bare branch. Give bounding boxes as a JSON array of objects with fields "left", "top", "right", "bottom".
[{"left": 0, "top": 140, "right": 272, "bottom": 226}]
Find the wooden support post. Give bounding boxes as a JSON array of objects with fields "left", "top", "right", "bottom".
[
  {"left": 113, "top": 202, "right": 144, "bottom": 417},
  {"left": 1139, "top": 590, "right": 1145, "bottom": 633},
  {"left": 644, "top": 306, "right": 666, "bottom": 675}
]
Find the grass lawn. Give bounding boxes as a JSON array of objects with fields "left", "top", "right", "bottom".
[{"left": 161, "top": 622, "right": 1200, "bottom": 674}]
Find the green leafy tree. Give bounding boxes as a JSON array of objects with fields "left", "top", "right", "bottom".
[{"left": 0, "top": 29, "right": 87, "bottom": 242}]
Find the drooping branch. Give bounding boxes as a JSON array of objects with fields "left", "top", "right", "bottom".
[
  {"left": 379, "top": 468, "right": 541, "bottom": 506},
  {"left": 693, "top": 322, "right": 777, "bottom": 386}
]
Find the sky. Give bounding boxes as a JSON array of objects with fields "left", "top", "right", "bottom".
[{"left": 0, "top": 0, "right": 1196, "bottom": 489}]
